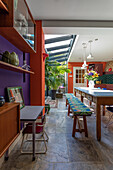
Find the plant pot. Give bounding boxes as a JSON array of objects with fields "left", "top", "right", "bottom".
[{"left": 51, "top": 90, "right": 56, "bottom": 100}]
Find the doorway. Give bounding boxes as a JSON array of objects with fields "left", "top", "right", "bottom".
[{"left": 73, "top": 67, "right": 87, "bottom": 92}]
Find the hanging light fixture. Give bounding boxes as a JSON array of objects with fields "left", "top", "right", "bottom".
[
  {"left": 87, "top": 40, "right": 94, "bottom": 59},
  {"left": 81, "top": 44, "right": 87, "bottom": 69}
]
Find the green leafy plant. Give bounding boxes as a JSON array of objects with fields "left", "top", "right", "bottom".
[{"left": 45, "top": 57, "right": 70, "bottom": 92}]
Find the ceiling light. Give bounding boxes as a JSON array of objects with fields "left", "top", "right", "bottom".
[
  {"left": 95, "top": 38, "right": 98, "bottom": 41},
  {"left": 81, "top": 45, "right": 87, "bottom": 69},
  {"left": 87, "top": 40, "right": 94, "bottom": 59}
]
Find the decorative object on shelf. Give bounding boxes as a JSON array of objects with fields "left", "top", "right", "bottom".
[
  {"left": 87, "top": 40, "right": 94, "bottom": 59},
  {"left": 22, "top": 60, "right": 30, "bottom": 71},
  {"left": 0, "top": 51, "right": 10, "bottom": 63},
  {"left": 84, "top": 70, "right": 99, "bottom": 89},
  {"left": 0, "top": 51, "right": 19, "bottom": 66},
  {"left": 43, "top": 53, "right": 49, "bottom": 61},
  {"left": 96, "top": 80, "right": 101, "bottom": 84},
  {"left": 108, "top": 68, "right": 112, "bottom": 72},
  {"left": 0, "top": 96, "right": 5, "bottom": 107},
  {"left": 10, "top": 52, "right": 19, "bottom": 66}
]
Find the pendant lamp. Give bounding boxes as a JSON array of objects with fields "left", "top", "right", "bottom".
[{"left": 87, "top": 40, "right": 94, "bottom": 59}]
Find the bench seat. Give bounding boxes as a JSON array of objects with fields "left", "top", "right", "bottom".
[{"left": 65, "top": 93, "right": 92, "bottom": 137}]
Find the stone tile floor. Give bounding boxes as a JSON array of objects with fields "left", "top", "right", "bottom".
[{"left": 1, "top": 96, "right": 113, "bottom": 170}]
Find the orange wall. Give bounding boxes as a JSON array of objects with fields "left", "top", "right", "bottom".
[
  {"left": 68, "top": 62, "right": 106, "bottom": 93},
  {"left": 30, "top": 21, "right": 45, "bottom": 107}
]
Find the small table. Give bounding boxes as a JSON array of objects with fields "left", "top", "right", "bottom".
[
  {"left": 74, "top": 87, "right": 113, "bottom": 141},
  {"left": 20, "top": 106, "right": 44, "bottom": 161},
  {"left": 56, "top": 92, "right": 63, "bottom": 98}
]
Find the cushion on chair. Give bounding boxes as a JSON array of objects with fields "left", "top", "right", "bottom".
[{"left": 23, "top": 123, "right": 43, "bottom": 134}]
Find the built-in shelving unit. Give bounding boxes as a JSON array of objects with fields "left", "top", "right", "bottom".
[
  {"left": 0, "top": 103, "right": 20, "bottom": 158},
  {"left": 0, "top": 0, "right": 36, "bottom": 53},
  {"left": 0, "top": 0, "right": 8, "bottom": 12},
  {"left": 0, "top": 61, "right": 34, "bottom": 74}
]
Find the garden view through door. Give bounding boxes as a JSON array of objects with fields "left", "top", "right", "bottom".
[{"left": 73, "top": 67, "right": 87, "bottom": 91}]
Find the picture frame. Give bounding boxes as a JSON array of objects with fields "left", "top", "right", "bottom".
[{"left": 7, "top": 86, "right": 25, "bottom": 109}]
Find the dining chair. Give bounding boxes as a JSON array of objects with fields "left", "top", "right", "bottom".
[
  {"left": 20, "top": 111, "right": 49, "bottom": 154},
  {"left": 105, "top": 106, "right": 113, "bottom": 127}
]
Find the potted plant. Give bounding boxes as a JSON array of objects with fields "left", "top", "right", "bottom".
[
  {"left": 45, "top": 57, "right": 70, "bottom": 99},
  {"left": 84, "top": 70, "right": 99, "bottom": 89}
]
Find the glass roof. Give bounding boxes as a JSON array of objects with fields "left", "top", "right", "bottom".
[
  {"left": 49, "top": 48, "right": 69, "bottom": 53},
  {"left": 45, "top": 39, "right": 71, "bottom": 49},
  {"left": 45, "top": 34, "right": 76, "bottom": 63}
]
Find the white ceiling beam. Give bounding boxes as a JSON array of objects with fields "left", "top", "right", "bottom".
[{"left": 42, "top": 20, "right": 113, "bottom": 28}]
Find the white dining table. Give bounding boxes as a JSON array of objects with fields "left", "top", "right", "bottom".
[{"left": 74, "top": 87, "right": 113, "bottom": 141}]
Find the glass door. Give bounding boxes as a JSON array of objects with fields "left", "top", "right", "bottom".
[{"left": 73, "top": 67, "right": 87, "bottom": 91}]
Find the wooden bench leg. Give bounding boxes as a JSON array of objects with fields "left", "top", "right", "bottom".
[
  {"left": 83, "top": 116, "right": 88, "bottom": 137},
  {"left": 68, "top": 104, "right": 70, "bottom": 116},
  {"left": 89, "top": 101, "right": 92, "bottom": 107},
  {"left": 72, "top": 116, "right": 77, "bottom": 137}
]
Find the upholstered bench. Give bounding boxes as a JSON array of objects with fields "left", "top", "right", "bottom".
[
  {"left": 65, "top": 93, "right": 92, "bottom": 137},
  {"left": 65, "top": 93, "right": 76, "bottom": 107}
]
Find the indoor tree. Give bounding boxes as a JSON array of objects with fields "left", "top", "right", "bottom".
[{"left": 45, "top": 57, "right": 70, "bottom": 99}]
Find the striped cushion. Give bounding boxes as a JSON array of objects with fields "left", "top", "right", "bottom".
[{"left": 66, "top": 93, "right": 92, "bottom": 116}]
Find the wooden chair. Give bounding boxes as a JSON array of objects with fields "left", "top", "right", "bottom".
[{"left": 105, "top": 106, "right": 113, "bottom": 127}]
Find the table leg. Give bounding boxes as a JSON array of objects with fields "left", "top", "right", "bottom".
[
  {"left": 74, "top": 90, "right": 76, "bottom": 96},
  {"left": 96, "top": 103, "right": 101, "bottom": 141},
  {"left": 81, "top": 95, "right": 83, "bottom": 103},
  {"left": 68, "top": 105, "right": 70, "bottom": 116},
  {"left": 32, "top": 122, "right": 36, "bottom": 161},
  {"left": 72, "top": 116, "right": 77, "bottom": 137},
  {"left": 89, "top": 101, "right": 92, "bottom": 106}
]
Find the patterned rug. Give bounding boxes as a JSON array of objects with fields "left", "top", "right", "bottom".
[{"left": 46, "top": 97, "right": 58, "bottom": 108}]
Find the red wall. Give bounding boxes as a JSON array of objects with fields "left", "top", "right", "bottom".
[
  {"left": 30, "top": 21, "right": 45, "bottom": 107},
  {"left": 68, "top": 62, "right": 106, "bottom": 93}
]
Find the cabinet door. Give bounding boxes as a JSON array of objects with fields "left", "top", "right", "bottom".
[{"left": 95, "top": 64, "right": 103, "bottom": 76}]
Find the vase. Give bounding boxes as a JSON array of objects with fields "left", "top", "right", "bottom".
[{"left": 88, "top": 80, "right": 95, "bottom": 89}]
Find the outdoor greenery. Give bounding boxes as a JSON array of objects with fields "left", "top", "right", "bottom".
[{"left": 45, "top": 57, "right": 70, "bottom": 93}]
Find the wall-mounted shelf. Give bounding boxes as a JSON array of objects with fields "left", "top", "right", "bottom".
[
  {"left": 0, "top": 61, "right": 34, "bottom": 74},
  {"left": 0, "top": 0, "right": 8, "bottom": 12},
  {"left": 0, "top": 27, "right": 36, "bottom": 53},
  {"left": 0, "top": 0, "right": 36, "bottom": 53},
  {"left": 103, "top": 71, "right": 113, "bottom": 75}
]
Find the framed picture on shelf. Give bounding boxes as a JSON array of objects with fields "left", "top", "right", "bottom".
[{"left": 7, "top": 86, "right": 25, "bottom": 109}]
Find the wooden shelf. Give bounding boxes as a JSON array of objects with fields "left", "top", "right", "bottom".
[
  {"left": 0, "top": 0, "right": 8, "bottom": 12},
  {"left": 103, "top": 71, "right": 113, "bottom": 75},
  {"left": 0, "top": 61, "right": 34, "bottom": 74},
  {"left": 0, "top": 27, "right": 36, "bottom": 53}
]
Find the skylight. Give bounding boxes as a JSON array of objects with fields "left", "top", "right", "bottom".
[{"left": 45, "top": 34, "right": 76, "bottom": 63}]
